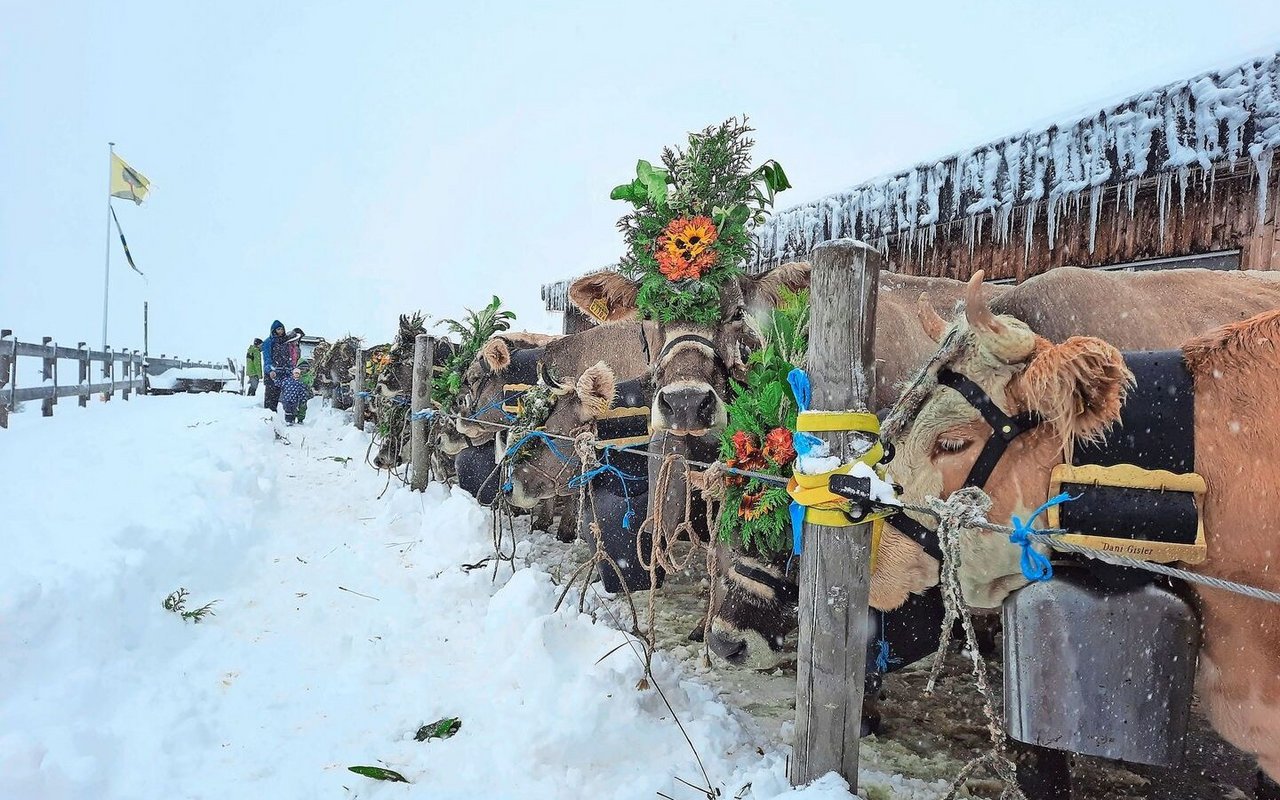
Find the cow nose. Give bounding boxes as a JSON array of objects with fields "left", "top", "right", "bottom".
[{"left": 657, "top": 386, "right": 717, "bottom": 430}]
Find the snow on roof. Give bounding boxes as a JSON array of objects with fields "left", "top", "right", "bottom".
[{"left": 541, "top": 51, "right": 1280, "bottom": 312}]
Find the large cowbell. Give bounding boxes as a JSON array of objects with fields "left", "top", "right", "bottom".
[
  {"left": 455, "top": 443, "right": 501, "bottom": 506},
  {"left": 1003, "top": 566, "right": 1199, "bottom": 767}
]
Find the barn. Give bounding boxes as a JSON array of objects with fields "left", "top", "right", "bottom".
[{"left": 542, "top": 50, "right": 1280, "bottom": 331}]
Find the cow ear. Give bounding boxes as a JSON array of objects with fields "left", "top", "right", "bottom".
[
  {"left": 569, "top": 271, "right": 640, "bottom": 322},
  {"left": 575, "top": 361, "right": 616, "bottom": 419},
  {"left": 1014, "top": 336, "right": 1132, "bottom": 449},
  {"left": 480, "top": 337, "right": 511, "bottom": 372},
  {"left": 742, "top": 261, "right": 810, "bottom": 316}
]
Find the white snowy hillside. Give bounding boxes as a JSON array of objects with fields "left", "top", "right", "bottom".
[{"left": 0, "top": 395, "right": 952, "bottom": 800}]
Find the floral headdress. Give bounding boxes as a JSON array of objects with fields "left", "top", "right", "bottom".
[{"left": 611, "top": 117, "right": 790, "bottom": 325}]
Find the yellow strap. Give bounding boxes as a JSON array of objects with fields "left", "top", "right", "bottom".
[{"left": 796, "top": 410, "right": 881, "bottom": 433}]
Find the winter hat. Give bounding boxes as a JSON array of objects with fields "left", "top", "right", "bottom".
[{"left": 253, "top": 337, "right": 263, "bottom": 345}]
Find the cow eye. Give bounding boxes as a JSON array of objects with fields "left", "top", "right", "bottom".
[
  {"left": 934, "top": 437, "right": 971, "bottom": 455},
  {"left": 730, "top": 307, "right": 745, "bottom": 322}
]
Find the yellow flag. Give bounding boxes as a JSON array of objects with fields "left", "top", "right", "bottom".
[{"left": 110, "top": 153, "right": 150, "bottom": 205}]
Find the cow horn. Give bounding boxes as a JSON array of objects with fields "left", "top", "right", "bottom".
[
  {"left": 917, "top": 293, "right": 948, "bottom": 342},
  {"left": 963, "top": 271, "right": 1003, "bottom": 334}
]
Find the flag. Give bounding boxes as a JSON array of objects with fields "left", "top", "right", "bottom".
[
  {"left": 110, "top": 153, "right": 150, "bottom": 205},
  {"left": 110, "top": 205, "right": 144, "bottom": 277}
]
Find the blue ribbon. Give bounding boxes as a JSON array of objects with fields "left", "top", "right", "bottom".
[
  {"left": 356, "top": 391, "right": 373, "bottom": 399},
  {"left": 1009, "top": 492, "right": 1076, "bottom": 582},
  {"left": 786, "top": 368, "right": 823, "bottom": 457},
  {"left": 568, "top": 446, "right": 643, "bottom": 529},
  {"left": 790, "top": 500, "right": 806, "bottom": 555},
  {"left": 504, "top": 430, "right": 573, "bottom": 463}
]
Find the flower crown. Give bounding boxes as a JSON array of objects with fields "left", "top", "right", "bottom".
[{"left": 611, "top": 117, "right": 790, "bottom": 325}]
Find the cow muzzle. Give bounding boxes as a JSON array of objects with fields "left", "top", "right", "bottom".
[{"left": 652, "top": 381, "right": 725, "bottom": 435}]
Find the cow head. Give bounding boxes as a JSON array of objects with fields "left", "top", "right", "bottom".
[
  {"left": 567, "top": 262, "right": 809, "bottom": 436},
  {"left": 882, "top": 271, "right": 1132, "bottom": 608},
  {"left": 452, "top": 333, "right": 558, "bottom": 443},
  {"left": 504, "top": 362, "right": 620, "bottom": 509}
]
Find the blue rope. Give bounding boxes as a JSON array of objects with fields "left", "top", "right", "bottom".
[
  {"left": 472, "top": 394, "right": 518, "bottom": 423},
  {"left": 409, "top": 409, "right": 435, "bottom": 421},
  {"left": 567, "top": 446, "right": 644, "bottom": 529},
  {"left": 356, "top": 391, "right": 373, "bottom": 399},
  {"left": 504, "top": 430, "right": 573, "bottom": 463},
  {"left": 790, "top": 500, "right": 806, "bottom": 555},
  {"left": 1009, "top": 492, "right": 1077, "bottom": 582}
]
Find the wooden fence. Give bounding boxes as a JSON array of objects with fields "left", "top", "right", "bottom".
[{"left": 0, "top": 328, "right": 221, "bottom": 428}]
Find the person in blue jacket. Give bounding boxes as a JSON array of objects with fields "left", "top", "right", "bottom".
[
  {"left": 260, "top": 320, "right": 295, "bottom": 412},
  {"left": 279, "top": 367, "right": 313, "bottom": 425}
]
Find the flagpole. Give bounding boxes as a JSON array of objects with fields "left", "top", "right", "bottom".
[{"left": 102, "top": 141, "right": 115, "bottom": 357}]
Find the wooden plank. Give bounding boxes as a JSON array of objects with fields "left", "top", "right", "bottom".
[
  {"left": 790, "top": 239, "right": 881, "bottom": 789},
  {"left": 409, "top": 334, "right": 434, "bottom": 491}
]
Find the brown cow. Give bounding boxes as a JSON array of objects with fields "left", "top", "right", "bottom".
[
  {"left": 880, "top": 273, "right": 1280, "bottom": 785},
  {"left": 710, "top": 267, "right": 1280, "bottom": 665},
  {"left": 566, "top": 265, "right": 811, "bottom": 435}
]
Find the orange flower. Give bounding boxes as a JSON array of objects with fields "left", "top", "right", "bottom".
[
  {"left": 723, "top": 458, "right": 748, "bottom": 487},
  {"left": 656, "top": 216, "right": 719, "bottom": 280},
  {"left": 731, "top": 431, "right": 765, "bottom": 472},
  {"left": 738, "top": 488, "right": 774, "bottom": 521},
  {"left": 763, "top": 427, "right": 796, "bottom": 466}
]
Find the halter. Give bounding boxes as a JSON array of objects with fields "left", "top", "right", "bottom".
[{"left": 885, "top": 367, "right": 1043, "bottom": 563}]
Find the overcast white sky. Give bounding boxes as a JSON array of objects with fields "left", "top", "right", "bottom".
[{"left": 3, "top": 1, "right": 1279, "bottom": 363}]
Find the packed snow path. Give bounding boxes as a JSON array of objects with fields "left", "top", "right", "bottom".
[{"left": 0, "top": 395, "right": 955, "bottom": 800}]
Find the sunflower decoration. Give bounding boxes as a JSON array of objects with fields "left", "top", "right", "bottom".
[
  {"left": 611, "top": 117, "right": 790, "bottom": 325},
  {"left": 717, "top": 289, "right": 809, "bottom": 556}
]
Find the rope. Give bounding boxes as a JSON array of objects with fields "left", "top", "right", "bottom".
[
  {"left": 410, "top": 408, "right": 435, "bottom": 422},
  {"left": 567, "top": 446, "right": 644, "bottom": 530},
  {"left": 422, "top": 407, "right": 1280, "bottom": 605}
]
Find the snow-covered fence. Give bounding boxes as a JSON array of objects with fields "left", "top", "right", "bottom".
[{"left": 0, "top": 328, "right": 221, "bottom": 429}]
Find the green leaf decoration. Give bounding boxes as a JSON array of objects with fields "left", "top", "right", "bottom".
[
  {"left": 348, "top": 766, "right": 409, "bottom": 783},
  {"left": 415, "top": 716, "right": 462, "bottom": 741},
  {"left": 432, "top": 297, "right": 518, "bottom": 409},
  {"left": 636, "top": 159, "right": 669, "bottom": 206}
]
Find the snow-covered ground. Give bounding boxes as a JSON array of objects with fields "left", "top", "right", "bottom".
[{"left": 0, "top": 395, "right": 950, "bottom": 800}]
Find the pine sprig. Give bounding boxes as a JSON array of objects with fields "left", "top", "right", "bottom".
[{"left": 163, "top": 588, "right": 220, "bottom": 623}]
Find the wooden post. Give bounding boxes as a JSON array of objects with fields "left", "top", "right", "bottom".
[
  {"left": 1, "top": 329, "right": 13, "bottom": 429},
  {"left": 790, "top": 239, "right": 882, "bottom": 789},
  {"left": 352, "top": 348, "right": 367, "bottom": 431},
  {"left": 41, "top": 336, "right": 55, "bottom": 417},
  {"left": 409, "top": 333, "right": 434, "bottom": 491},
  {"left": 121, "top": 349, "right": 132, "bottom": 400},
  {"left": 103, "top": 345, "right": 114, "bottom": 401},
  {"left": 77, "top": 342, "right": 90, "bottom": 407}
]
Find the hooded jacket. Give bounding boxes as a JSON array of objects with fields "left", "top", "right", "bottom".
[
  {"left": 261, "top": 320, "right": 295, "bottom": 376},
  {"left": 245, "top": 342, "right": 263, "bottom": 377}
]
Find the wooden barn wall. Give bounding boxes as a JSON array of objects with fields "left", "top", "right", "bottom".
[{"left": 883, "top": 166, "right": 1280, "bottom": 281}]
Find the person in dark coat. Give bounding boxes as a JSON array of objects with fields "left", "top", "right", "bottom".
[
  {"left": 261, "top": 320, "right": 295, "bottom": 412},
  {"left": 279, "top": 367, "right": 313, "bottom": 425}
]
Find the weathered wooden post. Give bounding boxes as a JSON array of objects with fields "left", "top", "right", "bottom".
[
  {"left": 352, "top": 348, "right": 367, "bottom": 431},
  {"left": 790, "top": 239, "right": 882, "bottom": 789},
  {"left": 409, "top": 333, "right": 435, "bottom": 491},
  {"left": 103, "top": 345, "right": 114, "bottom": 401},
  {"left": 41, "top": 336, "right": 55, "bottom": 417},
  {"left": 121, "top": 349, "right": 132, "bottom": 401},
  {"left": 1, "top": 329, "right": 13, "bottom": 429},
  {"left": 77, "top": 342, "right": 90, "bottom": 407}
]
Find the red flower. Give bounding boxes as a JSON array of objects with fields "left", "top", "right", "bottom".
[
  {"left": 763, "top": 427, "right": 796, "bottom": 467},
  {"left": 731, "top": 431, "right": 765, "bottom": 471}
]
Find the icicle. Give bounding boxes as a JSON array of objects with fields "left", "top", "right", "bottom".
[
  {"left": 1024, "top": 198, "right": 1039, "bottom": 263},
  {"left": 1255, "top": 149, "right": 1274, "bottom": 225},
  {"left": 1087, "top": 185, "right": 1103, "bottom": 254},
  {"left": 1156, "top": 173, "right": 1173, "bottom": 250}
]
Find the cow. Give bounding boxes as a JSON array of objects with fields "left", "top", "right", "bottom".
[
  {"left": 879, "top": 271, "right": 1280, "bottom": 791},
  {"left": 564, "top": 264, "right": 811, "bottom": 436},
  {"left": 708, "top": 267, "right": 1280, "bottom": 664}
]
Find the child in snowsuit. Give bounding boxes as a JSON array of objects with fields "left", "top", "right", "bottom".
[
  {"left": 279, "top": 367, "right": 313, "bottom": 425},
  {"left": 245, "top": 338, "right": 263, "bottom": 396}
]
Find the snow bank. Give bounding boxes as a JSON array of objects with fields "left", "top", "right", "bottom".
[{"left": 0, "top": 396, "right": 951, "bottom": 800}]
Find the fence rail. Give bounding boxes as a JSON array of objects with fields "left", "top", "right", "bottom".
[{"left": 1, "top": 328, "right": 221, "bottom": 429}]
